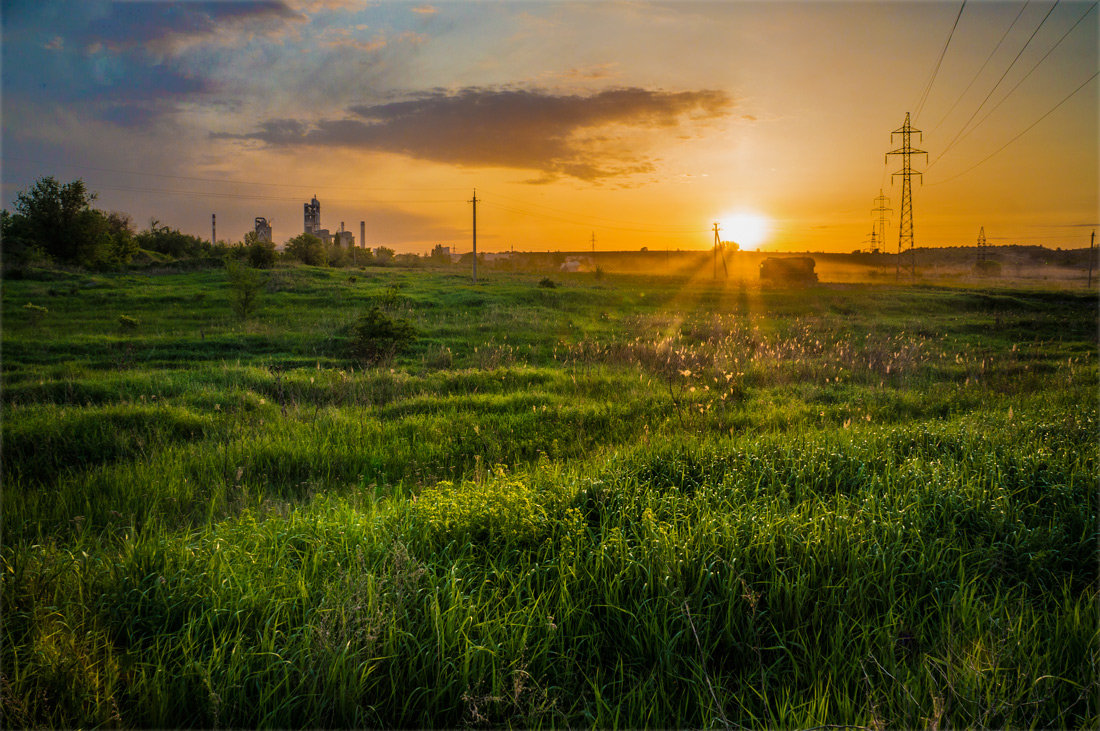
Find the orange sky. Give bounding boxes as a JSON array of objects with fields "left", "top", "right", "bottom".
[{"left": 3, "top": 1, "right": 1097, "bottom": 253}]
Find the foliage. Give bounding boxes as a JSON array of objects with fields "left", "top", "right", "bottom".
[
  {"left": 7, "top": 177, "right": 136, "bottom": 267},
  {"left": 242, "top": 232, "right": 277, "bottom": 269},
  {"left": 118, "top": 314, "right": 139, "bottom": 331},
  {"left": 285, "top": 233, "right": 327, "bottom": 266},
  {"left": 538, "top": 277, "right": 556, "bottom": 288},
  {"left": 1, "top": 268, "right": 1097, "bottom": 728},
  {"left": 21, "top": 302, "right": 48, "bottom": 325},
  {"left": 373, "top": 245, "right": 395, "bottom": 265},
  {"left": 347, "top": 306, "right": 417, "bottom": 365},
  {"left": 135, "top": 220, "right": 212, "bottom": 260},
  {"left": 225, "top": 261, "right": 266, "bottom": 320}
]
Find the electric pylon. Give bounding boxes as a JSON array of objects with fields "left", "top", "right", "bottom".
[
  {"left": 976, "top": 226, "right": 988, "bottom": 264},
  {"left": 871, "top": 190, "right": 891, "bottom": 254},
  {"left": 886, "top": 113, "right": 927, "bottom": 280}
]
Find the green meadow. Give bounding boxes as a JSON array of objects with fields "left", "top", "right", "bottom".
[{"left": 2, "top": 264, "right": 1097, "bottom": 728}]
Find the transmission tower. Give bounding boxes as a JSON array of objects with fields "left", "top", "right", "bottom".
[
  {"left": 976, "top": 226, "right": 988, "bottom": 264},
  {"left": 871, "top": 190, "right": 891, "bottom": 254},
  {"left": 886, "top": 113, "right": 927, "bottom": 280}
]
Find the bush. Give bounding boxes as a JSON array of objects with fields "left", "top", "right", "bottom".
[
  {"left": 245, "top": 235, "right": 277, "bottom": 269},
  {"left": 225, "top": 261, "right": 266, "bottom": 320},
  {"left": 118, "top": 315, "right": 139, "bottom": 331},
  {"left": 348, "top": 306, "right": 417, "bottom": 365},
  {"left": 538, "top": 277, "right": 556, "bottom": 289},
  {"left": 285, "top": 233, "right": 326, "bottom": 266}
]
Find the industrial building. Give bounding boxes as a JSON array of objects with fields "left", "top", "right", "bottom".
[
  {"left": 303, "top": 195, "right": 332, "bottom": 244},
  {"left": 254, "top": 217, "right": 272, "bottom": 243}
]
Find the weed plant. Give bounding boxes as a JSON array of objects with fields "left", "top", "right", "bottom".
[{"left": 2, "top": 267, "right": 1096, "bottom": 727}]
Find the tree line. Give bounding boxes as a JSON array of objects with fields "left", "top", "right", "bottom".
[{"left": 1, "top": 177, "right": 408, "bottom": 271}]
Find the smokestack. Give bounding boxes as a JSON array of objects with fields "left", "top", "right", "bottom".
[
  {"left": 211, "top": 213, "right": 216, "bottom": 245},
  {"left": 360, "top": 220, "right": 365, "bottom": 249}
]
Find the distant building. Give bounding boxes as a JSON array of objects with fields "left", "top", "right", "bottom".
[
  {"left": 254, "top": 217, "right": 272, "bottom": 243},
  {"left": 303, "top": 195, "right": 321, "bottom": 236},
  {"left": 335, "top": 230, "right": 354, "bottom": 247}
]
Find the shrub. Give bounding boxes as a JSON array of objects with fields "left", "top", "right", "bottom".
[
  {"left": 246, "top": 237, "right": 277, "bottom": 269},
  {"left": 538, "top": 277, "right": 556, "bottom": 289},
  {"left": 348, "top": 306, "right": 417, "bottom": 365},
  {"left": 22, "top": 302, "right": 47, "bottom": 325},
  {"left": 118, "top": 315, "right": 139, "bottom": 331},
  {"left": 285, "top": 233, "right": 327, "bottom": 266},
  {"left": 225, "top": 261, "right": 266, "bottom": 320}
]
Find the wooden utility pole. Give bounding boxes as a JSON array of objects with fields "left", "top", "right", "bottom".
[
  {"left": 1089, "top": 230, "right": 1096, "bottom": 289},
  {"left": 712, "top": 222, "right": 727, "bottom": 279},
  {"left": 469, "top": 189, "right": 479, "bottom": 283}
]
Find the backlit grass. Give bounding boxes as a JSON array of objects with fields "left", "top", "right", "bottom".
[{"left": 2, "top": 265, "right": 1096, "bottom": 727}]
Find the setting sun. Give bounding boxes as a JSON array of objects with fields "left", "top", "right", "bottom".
[{"left": 718, "top": 212, "right": 771, "bottom": 250}]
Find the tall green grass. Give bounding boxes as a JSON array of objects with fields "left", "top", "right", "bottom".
[{"left": 2, "top": 266, "right": 1096, "bottom": 727}]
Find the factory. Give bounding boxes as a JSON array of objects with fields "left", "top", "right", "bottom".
[{"left": 253, "top": 217, "right": 272, "bottom": 243}]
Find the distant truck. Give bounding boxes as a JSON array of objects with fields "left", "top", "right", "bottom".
[{"left": 760, "top": 256, "right": 818, "bottom": 284}]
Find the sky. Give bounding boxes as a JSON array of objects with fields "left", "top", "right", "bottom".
[{"left": 2, "top": 0, "right": 1097, "bottom": 254}]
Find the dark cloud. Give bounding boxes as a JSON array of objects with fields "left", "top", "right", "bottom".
[
  {"left": 219, "top": 87, "right": 734, "bottom": 182},
  {"left": 2, "top": 1, "right": 301, "bottom": 125},
  {"left": 85, "top": 2, "right": 302, "bottom": 52}
]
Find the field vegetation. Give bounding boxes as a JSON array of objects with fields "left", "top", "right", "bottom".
[{"left": 2, "top": 262, "right": 1096, "bottom": 728}]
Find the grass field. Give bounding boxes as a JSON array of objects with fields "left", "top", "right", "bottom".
[{"left": 2, "top": 263, "right": 1097, "bottom": 728}]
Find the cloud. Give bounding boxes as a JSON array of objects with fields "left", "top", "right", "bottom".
[
  {"left": 82, "top": 2, "right": 305, "bottom": 54},
  {"left": 219, "top": 86, "right": 734, "bottom": 182},
  {"left": 411, "top": 5, "right": 438, "bottom": 16}
]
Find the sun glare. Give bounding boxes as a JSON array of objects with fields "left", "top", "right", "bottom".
[{"left": 718, "top": 212, "right": 770, "bottom": 250}]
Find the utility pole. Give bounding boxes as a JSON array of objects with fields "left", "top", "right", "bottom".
[
  {"left": 712, "top": 222, "right": 727, "bottom": 279},
  {"left": 468, "top": 189, "right": 479, "bottom": 283},
  {"left": 713, "top": 222, "right": 719, "bottom": 279},
  {"left": 886, "top": 113, "right": 927, "bottom": 280},
  {"left": 871, "top": 190, "right": 891, "bottom": 254},
  {"left": 211, "top": 213, "right": 216, "bottom": 246},
  {"left": 1089, "top": 230, "right": 1096, "bottom": 289}
]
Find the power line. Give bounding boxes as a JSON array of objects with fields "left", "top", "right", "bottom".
[
  {"left": 930, "top": 0, "right": 1031, "bottom": 132},
  {"left": 914, "top": 1, "right": 967, "bottom": 120},
  {"left": 0, "top": 154, "right": 467, "bottom": 192},
  {"left": 480, "top": 199, "right": 710, "bottom": 235},
  {"left": 480, "top": 188, "right": 712, "bottom": 233},
  {"left": 929, "top": 70, "right": 1098, "bottom": 185},
  {"left": 933, "top": 0, "right": 1062, "bottom": 165},
  {"left": 88, "top": 183, "right": 456, "bottom": 205},
  {"left": 929, "top": 1, "right": 1096, "bottom": 168}
]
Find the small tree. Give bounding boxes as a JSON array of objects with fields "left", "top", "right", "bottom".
[
  {"left": 243, "top": 231, "right": 277, "bottom": 268},
  {"left": 226, "top": 260, "right": 266, "bottom": 320},
  {"left": 13, "top": 177, "right": 110, "bottom": 266},
  {"left": 373, "top": 246, "right": 395, "bottom": 265},
  {"left": 285, "top": 233, "right": 327, "bottom": 266},
  {"left": 348, "top": 306, "right": 416, "bottom": 365}
]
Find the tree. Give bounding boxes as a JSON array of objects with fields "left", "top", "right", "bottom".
[
  {"left": 285, "top": 233, "right": 327, "bottom": 266},
  {"left": 243, "top": 231, "right": 277, "bottom": 268},
  {"left": 373, "top": 246, "right": 395, "bottom": 265},
  {"left": 103, "top": 211, "right": 138, "bottom": 264},
  {"left": 225, "top": 260, "right": 266, "bottom": 320},
  {"left": 135, "top": 221, "right": 208, "bottom": 259},
  {"left": 12, "top": 177, "right": 111, "bottom": 266}
]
